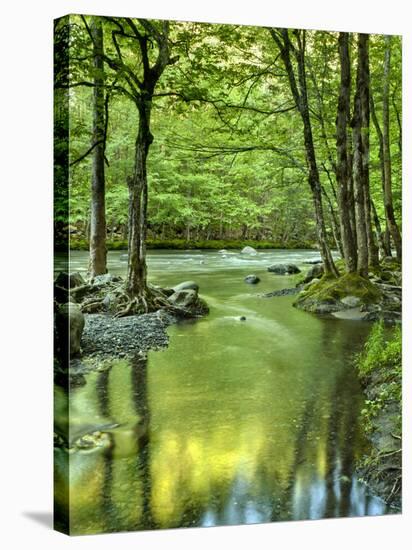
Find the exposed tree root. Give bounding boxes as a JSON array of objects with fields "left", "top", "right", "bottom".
[{"left": 69, "top": 275, "right": 208, "bottom": 320}]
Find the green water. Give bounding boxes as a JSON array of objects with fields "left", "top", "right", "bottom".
[{"left": 54, "top": 249, "right": 388, "bottom": 534}]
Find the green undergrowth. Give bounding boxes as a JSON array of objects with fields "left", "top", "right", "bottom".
[
  {"left": 66, "top": 238, "right": 316, "bottom": 252},
  {"left": 294, "top": 272, "right": 382, "bottom": 310},
  {"left": 357, "top": 322, "right": 402, "bottom": 380},
  {"left": 355, "top": 322, "right": 402, "bottom": 508}
]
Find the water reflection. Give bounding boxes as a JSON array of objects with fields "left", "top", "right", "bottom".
[
  {"left": 54, "top": 251, "right": 389, "bottom": 534},
  {"left": 54, "top": 345, "right": 387, "bottom": 534}
]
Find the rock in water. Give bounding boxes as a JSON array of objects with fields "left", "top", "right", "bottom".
[
  {"left": 303, "top": 263, "right": 324, "bottom": 283},
  {"left": 218, "top": 249, "right": 228, "bottom": 254},
  {"left": 303, "top": 259, "right": 323, "bottom": 264},
  {"left": 172, "top": 280, "right": 199, "bottom": 292},
  {"left": 55, "top": 271, "right": 85, "bottom": 289},
  {"left": 244, "top": 274, "right": 260, "bottom": 284},
  {"left": 241, "top": 246, "right": 257, "bottom": 255},
  {"left": 267, "top": 263, "right": 301, "bottom": 275},
  {"left": 167, "top": 289, "right": 198, "bottom": 309},
  {"left": 55, "top": 302, "right": 85, "bottom": 356}
]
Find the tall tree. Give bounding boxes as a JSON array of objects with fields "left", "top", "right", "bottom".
[
  {"left": 335, "top": 32, "right": 357, "bottom": 272},
  {"left": 104, "top": 18, "right": 177, "bottom": 312},
  {"left": 351, "top": 34, "right": 372, "bottom": 277},
  {"left": 269, "top": 28, "right": 338, "bottom": 277},
  {"left": 89, "top": 17, "right": 107, "bottom": 277},
  {"left": 382, "top": 35, "right": 402, "bottom": 260},
  {"left": 358, "top": 34, "right": 380, "bottom": 267}
]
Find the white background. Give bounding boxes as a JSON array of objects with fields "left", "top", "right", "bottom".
[{"left": 0, "top": 0, "right": 410, "bottom": 548}]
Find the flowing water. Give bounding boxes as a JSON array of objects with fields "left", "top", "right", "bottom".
[{"left": 54, "top": 249, "right": 389, "bottom": 534}]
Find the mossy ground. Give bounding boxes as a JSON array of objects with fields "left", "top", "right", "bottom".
[{"left": 294, "top": 272, "right": 382, "bottom": 312}]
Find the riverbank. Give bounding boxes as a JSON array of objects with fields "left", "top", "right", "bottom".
[
  {"left": 54, "top": 270, "right": 209, "bottom": 385},
  {"left": 355, "top": 322, "right": 402, "bottom": 511},
  {"left": 64, "top": 238, "right": 316, "bottom": 251}
]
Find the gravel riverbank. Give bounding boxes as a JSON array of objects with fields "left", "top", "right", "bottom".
[{"left": 80, "top": 310, "right": 177, "bottom": 358}]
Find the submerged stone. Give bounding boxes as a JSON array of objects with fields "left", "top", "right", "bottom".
[
  {"left": 268, "top": 263, "right": 301, "bottom": 275},
  {"left": 244, "top": 274, "right": 260, "bottom": 284}
]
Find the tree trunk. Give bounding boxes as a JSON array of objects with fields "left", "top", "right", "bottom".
[
  {"left": 352, "top": 34, "right": 371, "bottom": 278},
  {"left": 126, "top": 97, "right": 153, "bottom": 297},
  {"left": 88, "top": 17, "right": 107, "bottom": 277},
  {"left": 371, "top": 199, "right": 390, "bottom": 258},
  {"left": 322, "top": 185, "right": 344, "bottom": 258},
  {"left": 271, "top": 29, "right": 338, "bottom": 276},
  {"left": 336, "top": 33, "right": 357, "bottom": 272},
  {"left": 382, "top": 36, "right": 402, "bottom": 260},
  {"left": 358, "top": 34, "right": 379, "bottom": 267},
  {"left": 370, "top": 92, "right": 392, "bottom": 258}
]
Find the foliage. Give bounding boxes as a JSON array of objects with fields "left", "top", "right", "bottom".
[
  {"left": 357, "top": 321, "right": 402, "bottom": 380},
  {"left": 60, "top": 18, "right": 401, "bottom": 250}
]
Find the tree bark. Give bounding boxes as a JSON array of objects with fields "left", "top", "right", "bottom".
[
  {"left": 126, "top": 95, "right": 153, "bottom": 297},
  {"left": 336, "top": 33, "right": 357, "bottom": 272},
  {"left": 89, "top": 17, "right": 107, "bottom": 277},
  {"left": 114, "top": 20, "right": 176, "bottom": 302},
  {"left": 270, "top": 29, "right": 338, "bottom": 277},
  {"left": 371, "top": 199, "right": 389, "bottom": 258},
  {"left": 382, "top": 36, "right": 402, "bottom": 260},
  {"left": 358, "top": 34, "right": 380, "bottom": 267},
  {"left": 351, "top": 34, "right": 369, "bottom": 277},
  {"left": 370, "top": 92, "right": 392, "bottom": 257}
]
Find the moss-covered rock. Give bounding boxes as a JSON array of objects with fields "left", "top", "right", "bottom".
[{"left": 293, "top": 273, "right": 382, "bottom": 314}]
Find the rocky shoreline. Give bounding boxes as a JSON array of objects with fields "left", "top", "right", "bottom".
[
  {"left": 263, "top": 257, "right": 402, "bottom": 324},
  {"left": 54, "top": 272, "right": 209, "bottom": 385},
  {"left": 81, "top": 310, "right": 175, "bottom": 358},
  {"left": 354, "top": 322, "right": 402, "bottom": 512}
]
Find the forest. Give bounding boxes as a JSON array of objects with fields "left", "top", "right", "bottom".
[{"left": 54, "top": 15, "right": 402, "bottom": 534}]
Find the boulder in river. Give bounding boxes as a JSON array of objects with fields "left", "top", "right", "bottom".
[
  {"left": 268, "top": 263, "right": 301, "bottom": 275},
  {"left": 241, "top": 246, "right": 257, "bottom": 255},
  {"left": 218, "top": 249, "right": 228, "bottom": 254},
  {"left": 303, "top": 259, "right": 323, "bottom": 265},
  {"left": 244, "top": 274, "right": 260, "bottom": 284},
  {"left": 293, "top": 273, "right": 382, "bottom": 316},
  {"left": 168, "top": 289, "right": 199, "bottom": 309},
  {"left": 173, "top": 280, "right": 199, "bottom": 292}
]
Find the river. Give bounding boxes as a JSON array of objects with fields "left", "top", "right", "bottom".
[{"left": 54, "top": 249, "right": 390, "bottom": 534}]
